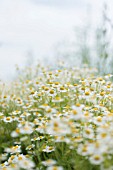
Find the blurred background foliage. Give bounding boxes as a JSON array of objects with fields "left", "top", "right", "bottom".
[{"left": 54, "top": 3, "right": 113, "bottom": 75}]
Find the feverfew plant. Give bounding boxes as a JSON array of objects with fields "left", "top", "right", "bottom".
[{"left": 1, "top": 63, "right": 113, "bottom": 170}]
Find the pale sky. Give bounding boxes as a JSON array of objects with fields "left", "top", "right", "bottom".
[{"left": 0, "top": 0, "right": 113, "bottom": 81}]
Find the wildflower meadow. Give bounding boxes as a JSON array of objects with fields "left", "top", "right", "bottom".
[{"left": 1, "top": 63, "right": 113, "bottom": 170}]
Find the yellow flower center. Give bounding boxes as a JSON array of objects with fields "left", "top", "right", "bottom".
[
  {"left": 72, "top": 110, "right": 77, "bottom": 115},
  {"left": 85, "top": 129, "right": 91, "bottom": 134},
  {"left": 49, "top": 90, "right": 54, "bottom": 94},
  {"left": 101, "top": 133, "right": 107, "bottom": 138},
  {"left": 85, "top": 91, "right": 90, "bottom": 95},
  {"left": 97, "top": 117, "right": 102, "bottom": 122},
  {"left": 60, "top": 87, "right": 65, "bottom": 90},
  {"left": 6, "top": 117, "right": 11, "bottom": 121},
  {"left": 94, "top": 155, "right": 100, "bottom": 160},
  {"left": 82, "top": 146, "right": 87, "bottom": 152}
]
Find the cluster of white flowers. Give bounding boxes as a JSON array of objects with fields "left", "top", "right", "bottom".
[{"left": 1, "top": 63, "right": 113, "bottom": 169}]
